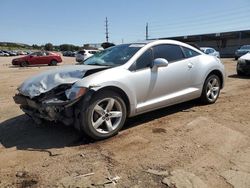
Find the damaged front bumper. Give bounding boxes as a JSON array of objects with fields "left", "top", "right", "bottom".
[{"left": 13, "top": 94, "right": 80, "bottom": 125}]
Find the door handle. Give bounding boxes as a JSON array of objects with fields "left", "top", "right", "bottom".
[{"left": 188, "top": 63, "right": 193, "bottom": 68}]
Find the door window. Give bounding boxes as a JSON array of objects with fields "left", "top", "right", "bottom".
[
  {"left": 36, "top": 52, "right": 43, "bottom": 56},
  {"left": 153, "top": 44, "right": 184, "bottom": 62},
  {"left": 130, "top": 49, "right": 153, "bottom": 71}
]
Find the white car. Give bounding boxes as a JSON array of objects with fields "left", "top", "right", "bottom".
[
  {"left": 75, "top": 49, "right": 99, "bottom": 62},
  {"left": 0, "top": 51, "right": 10, "bottom": 56},
  {"left": 200, "top": 47, "right": 220, "bottom": 58}
]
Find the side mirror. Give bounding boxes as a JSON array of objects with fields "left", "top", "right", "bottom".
[
  {"left": 152, "top": 58, "right": 168, "bottom": 71},
  {"left": 30, "top": 55, "right": 33, "bottom": 58}
]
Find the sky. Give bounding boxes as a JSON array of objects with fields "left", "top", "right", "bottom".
[{"left": 1, "top": 0, "right": 250, "bottom": 46}]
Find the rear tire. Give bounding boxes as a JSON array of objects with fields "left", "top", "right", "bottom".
[
  {"left": 79, "top": 91, "right": 127, "bottom": 140},
  {"left": 200, "top": 74, "right": 221, "bottom": 104},
  {"left": 49, "top": 60, "right": 58, "bottom": 66}
]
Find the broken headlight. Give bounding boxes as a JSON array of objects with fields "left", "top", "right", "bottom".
[{"left": 65, "top": 87, "right": 87, "bottom": 100}]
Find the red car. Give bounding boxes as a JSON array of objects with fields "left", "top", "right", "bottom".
[{"left": 12, "top": 51, "right": 62, "bottom": 67}]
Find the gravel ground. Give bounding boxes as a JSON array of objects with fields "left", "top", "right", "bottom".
[{"left": 0, "top": 56, "right": 250, "bottom": 188}]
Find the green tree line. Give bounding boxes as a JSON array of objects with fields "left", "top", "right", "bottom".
[{"left": 1, "top": 42, "right": 115, "bottom": 51}]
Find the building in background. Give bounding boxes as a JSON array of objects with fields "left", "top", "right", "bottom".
[{"left": 153, "top": 30, "right": 250, "bottom": 58}]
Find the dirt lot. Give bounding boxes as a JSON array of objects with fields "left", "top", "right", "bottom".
[{"left": 0, "top": 56, "right": 249, "bottom": 188}]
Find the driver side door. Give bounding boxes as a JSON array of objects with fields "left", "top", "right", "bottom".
[
  {"left": 29, "top": 52, "right": 43, "bottom": 65},
  {"left": 128, "top": 44, "right": 192, "bottom": 114}
]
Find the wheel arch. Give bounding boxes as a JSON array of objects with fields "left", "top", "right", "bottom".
[
  {"left": 93, "top": 86, "right": 131, "bottom": 117},
  {"left": 50, "top": 59, "right": 58, "bottom": 63},
  {"left": 205, "top": 69, "right": 224, "bottom": 89}
]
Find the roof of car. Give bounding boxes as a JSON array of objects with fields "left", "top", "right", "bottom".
[
  {"left": 200, "top": 47, "right": 214, "bottom": 49},
  {"left": 125, "top": 39, "right": 202, "bottom": 53}
]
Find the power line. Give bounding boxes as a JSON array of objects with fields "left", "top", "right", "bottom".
[
  {"left": 148, "top": 5, "right": 250, "bottom": 25},
  {"left": 150, "top": 12, "right": 250, "bottom": 31},
  {"left": 150, "top": 16, "right": 250, "bottom": 34},
  {"left": 148, "top": 11, "right": 250, "bottom": 39}
]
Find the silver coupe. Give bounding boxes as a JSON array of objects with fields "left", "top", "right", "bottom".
[{"left": 14, "top": 40, "right": 225, "bottom": 140}]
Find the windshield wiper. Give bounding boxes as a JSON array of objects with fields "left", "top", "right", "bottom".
[
  {"left": 85, "top": 62, "right": 115, "bottom": 67},
  {"left": 84, "top": 62, "right": 103, "bottom": 66}
]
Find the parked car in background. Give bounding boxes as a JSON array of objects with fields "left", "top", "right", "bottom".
[
  {"left": 62, "top": 51, "right": 76, "bottom": 57},
  {"left": 0, "top": 50, "right": 10, "bottom": 56},
  {"left": 237, "top": 52, "right": 250, "bottom": 76},
  {"left": 26, "top": 51, "right": 33, "bottom": 55},
  {"left": 75, "top": 49, "right": 99, "bottom": 62},
  {"left": 12, "top": 51, "right": 62, "bottom": 67},
  {"left": 235, "top": 45, "right": 250, "bottom": 60},
  {"left": 7, "top": 51, "right": 17, "bottom": 56},
  {"left": 200, "top": 47, "right": 220, "bottom": 58},
  {"left": 13, "top": 40, "right": 225, "bottom": 140},
  {"left": 2, "top": 50, "right": 11, "bottom": 56},
  {"left": 17, "top": 51, "right": 27, "bottom": 55},
  {"left": 0, "top": 51, "right": 5, "bottom": 56}
]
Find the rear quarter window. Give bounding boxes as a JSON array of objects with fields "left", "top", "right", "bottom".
[{"left": 182, "top": 46, "right": 200, "bottom": 58}]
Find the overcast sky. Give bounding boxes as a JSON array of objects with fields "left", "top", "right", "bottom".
[{"left": 1, "top": 0, "right": 250, "bottom": 45}]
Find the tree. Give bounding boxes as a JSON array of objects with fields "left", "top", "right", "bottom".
[
  {"left": 44, "top": 43, "right": 53, "bottom": 51},
  {"left": 32, "top": 44, "right": 40, "bottom": 49},
  {"left": 101, "top": 42, "right": 115, "bottom": 49},
  {"left": 59, "top": 44, "right": 80, "bottom": 51}
]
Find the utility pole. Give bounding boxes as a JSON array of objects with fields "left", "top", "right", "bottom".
[
  {"left": 105, "top": 17, "right": 109, "bottom": 42},
  {"left": 146, "top": 22, "right": 149, "bottom": 40}
]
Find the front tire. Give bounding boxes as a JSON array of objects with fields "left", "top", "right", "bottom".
[
  {"left": 20, "top": 61, "right": 28, "bottom": 67},
  {"left": 237, "top": 69, "right": 245, "bottom": 76},
  {"left": 200, "top": 74, "right": 221, "bottom": 104},
  {"left": 79, "top": 91, "right": 127, "bottom": 140}
]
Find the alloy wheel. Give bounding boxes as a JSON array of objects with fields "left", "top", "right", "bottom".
[
  {"left": 206, "top": 77, "right": 220, "bottom": 102},
  {"left": 91, "top": 98, "right": 123, "bottom": 134}
]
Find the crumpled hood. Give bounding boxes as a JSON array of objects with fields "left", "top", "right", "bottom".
[{"left": 18, "top": 65, "right": 106, "bottom": 98}]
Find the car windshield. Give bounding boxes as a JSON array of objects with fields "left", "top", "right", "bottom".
[
  {"left": 83, "top": 44, "right": 143, "bottom": 66},
  {"left": 240, "top": 45, "right": 250, "bottom": 50}
]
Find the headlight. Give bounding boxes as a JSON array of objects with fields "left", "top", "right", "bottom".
[
  {"left": 238, "top": 59, "right": 246, "bottom": 64},
  {"left": 65, "top": 87, "right": 87, "bottom": 100}
]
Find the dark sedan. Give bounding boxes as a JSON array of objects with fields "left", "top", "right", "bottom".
[
  {"left": 237, "top": 52, "right": 250, "bottom": 76},
  {"left": 235, "top": 45, "right": 250, "bottom": 60},
  {"left": 12, "top": 51, "right": 62, "bottom": 67}
]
